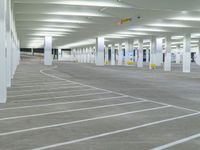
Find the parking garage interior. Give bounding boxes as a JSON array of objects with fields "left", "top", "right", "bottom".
[{"left": 1, "top": 0, "right": 200, "bottom": 150}]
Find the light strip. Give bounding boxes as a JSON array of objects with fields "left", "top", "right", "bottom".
[
  {"left": 14, "top": 0, "right": 130, "bottom": 8},
  {"left": 170, "top": 16, "right": 200, "bottom": 21},
  {"left": 130, "top": 27, "right": 166, "bottom": 32},
  {"left": 148, "top": 23, "right": 190, "bottom": 28}
]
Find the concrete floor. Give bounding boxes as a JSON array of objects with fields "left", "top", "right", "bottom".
[{"left": 0, "top": 56, "right": 200, "bottom": 150}]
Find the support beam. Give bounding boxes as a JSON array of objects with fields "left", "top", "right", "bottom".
[
  {"left": 164, "top": 36, "right": 172, "bottom": 71},
  {"left": 149, "top": 37, "right": 156, "bottom": 69},
  {"left": 111, "top": 45, "right": 115, "bottom": 66},
  {"left": 96, "top": 37, "right": 105, "bottom": 66},
  {"left": 118, "top": 44, "right": 123, "bottom": 65},
  {"left": 44, "top": 36, "right": 53, "bottom": 65},
  {"left": 0, "top": 0, "right": 7, "bottom": 103},
  {"left": 137, "top": 39, "right": 143, "bottom": 68},
  {"left": 183, "top": 33, "right": 191, "bottom": 73},
  {"left": 156, "top": 38, "right": 163, "bottom": 66}
]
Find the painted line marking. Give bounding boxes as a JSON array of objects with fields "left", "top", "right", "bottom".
[
  {"left": 8, "top": 85, "right": 85, "bottom": 94},
  {"left": 151, "top": 133, "right": 200, "bottom": 150},
  {"left": 11, "top": 81, "right": 72, "bottom": 86},
  {"left": 8, "top": 88, "right": 98, "bottom": 98},
  {"left": 0, "top": 99, "right": 146, "bottom": 121},
  {"left": 31, "top": 112, "right": 200, "bottom": 150},
  {"left": 11, "top": 80, "right": 61, "bottom": 84},
  {"left": 0, "top": 96, "right": 127, "bottom": 111},
  {"left": 11, "top": 91, "right": 112, "bottom": 103},
  {"left": 9, "top": 83, "right": 77, "bottom": 89},
  {"left": 0, "top": 105, "right": 169, "bottom": 136},
  {"left": 40, "top": 66, "right": 200, "bottom": 113}
]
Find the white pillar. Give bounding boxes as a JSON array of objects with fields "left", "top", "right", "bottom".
[
  {"left": 156, "top": 38, "right": 163, "bottom": 66},
  {"left": 58, "top": 49, "right": 62, "bottom": 61},
  {"left": 96, "top": 37, "right": 105, "bottom": 66},
  {"left": 149, "top": 37, "right": 156, "bottom": 69},
  {"left": 146, "top": 49, "right": 149, "bottom": 63},
  {"left": 134, "top": 49, "right": 138, "bottom": 62},
  {"left": 176, "top": 45, "right": 181, "bottom": 64},
  {"left": 196, "top": 40, "right": 200, "bottom": 65},
  {"left": 111, "top": 45, "right": 115, "bottom": 66},
  {"left": 124, "top": 42, "right": 130, "bottom": 65},
  {"left": 118, "top": 44, "right": 123, "bottom": 65},
  {"left": 105, "top": 46, "right": 109, "bottom": 64},
  {"left": 0, "top": 0, "right": 7, "bottom": 103},
  {"left": 44, "top": 36, "right": 53, "bottom": 65},
  {"left": 183, "top": 33, "right": 191, "bottom": 73},
  {"left": 137, "top": 39, "right": 143, "bottom": 68},
  {"left": 164, "top": 36, "right": 172, "bottom": 71}
]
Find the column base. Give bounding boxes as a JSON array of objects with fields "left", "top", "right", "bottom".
[
  {"left": 164, "top": 53, "right": 171, "bottom": 71},
  {"left": 183, "top": 52, "right": 191, "bottom": 73}
]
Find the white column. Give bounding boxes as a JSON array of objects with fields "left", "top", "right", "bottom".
[
  {"left": 111, "top": 45, "right": 115, "bottom": 66},
  {"left": 137, "top": 39, "right": 143, "bottom": 68},
  {"left": 183, "top": 33, "right": 191, "bottom": 73},
  {"left": 176, "top": 45, "right": 181, "bottom": 64},
  {"left": 44, "top": 36, "right": 53, "bottom": 65},
  {"left": 134, "top": 48, "right": 138, "bottom": 62},
  {"left": 164, "top": 36, "right": 172, "bottom": 71},
  {"left": 124, "top": 42, "right": 130, "bottom": 65},
  {"left": 149, "top": 37, "right": 156, "bottom": 69},
  {"left": 105, "top": 46, "right": 109, "bottom": 64},
  {"left": 0, "top": 0, "right": 7, "bottom": 103},
  {"left": 146, "top": 49, "right": 149, "bottom": 63},
  {"left": 96, "top": 37, "right": 105, "bottom": 66},
  {"left": 58, "top": 48, "right": 62, "bottom": 61},
  {"left": 156, "top": 38, "right": 163, "bottom": 66},
  {"left": 118, "top": 44, "right": 123, "bottom": 65},
  {"left": 196, "top": 40, "right": 200, "bottom": 65}
]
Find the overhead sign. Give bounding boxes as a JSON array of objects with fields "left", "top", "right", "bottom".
[{"left": 117, "top": 17, "right": 132, "bottom": 25}]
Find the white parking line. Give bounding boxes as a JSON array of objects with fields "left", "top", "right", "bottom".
[
  {"left": 32, "top": 112, "right": 200, "bottom": 150},
  {"left": 12, "top": 80, "right": 61, "bottom": 84},
  {"left": 0, "top": 96, "right": 127, "bottom": 111},
  {"left": 40, "top": 66, "right": 200, "bottom": 113},
  {"left": 8, "top": 85, "right": 85, "bottom": 93},
  {"left": 151, "top": 133, "right": 200, "bottom": 150},
  {"left": 11, "top": 91, "right": 112, "bottom": 103},
  {"left": 8, "top": 87, "right": 98, "bottom": 98},
  {"left": 0, "top": 105, "right": 169, "bottom": 137},
  {"left": 9, "top": 82, "right": 77, "bottom": 89},
  {"left": 12, "top": 81, "right": 72, "bottom": 86},
  {"left": 0, "top": 100, "right": 147, "bottom": 121}
]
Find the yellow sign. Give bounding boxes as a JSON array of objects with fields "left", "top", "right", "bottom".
[{"left": 117, "top": 18, "right": 132, "bottom": 25}]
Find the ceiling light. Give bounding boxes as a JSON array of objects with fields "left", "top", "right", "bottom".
[
  {"left": 171, "top": 36, "right": 184, "bottom": 40},
  {"left": 130, "top": 28, "right": 166, "bottom": 32},
  {"left": 148, "top": 23, "right": 190, "bottom": 28},
  {"left": 170, "top": 16, "right": 200, "bottom": 21},
  {"left": 60, "top": 39, "right": 96, "bottom": 49},
  {"left": 117, "top": 31, "right": 150, "bottom": 35}
]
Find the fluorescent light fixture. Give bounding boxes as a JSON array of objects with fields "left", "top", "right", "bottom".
[
  {"left": 42, "top": 1, "right": 130, "bottom": 8},
  {"left": 192, "top": 33, "right": 200, "bottom": 38},
  {"left": 130, "top": 27, "right": 166, "bottom": 32},
  {"left": 29, "top": 28, "right": 74, "bottom": 32},
  {"left": 148, "top": 23, "right": 190, "bottom": 28},
  {"left": 171, "top": 36, "right": 184, "bottom": 40},
  {"left": 17, "top": 19, "right": 91, "bottom": 24},
  {"left": 46, "top": 11, "right": 108, "bottom": 17},
  {"left": 170, "top": 16, "right": 200, "bottom": 21},
  {"left": 60, "top": 39, "right": 96, "bottom": 48},
  {"left": 117, "top": 31, "right": 150, "bottom": 35}
]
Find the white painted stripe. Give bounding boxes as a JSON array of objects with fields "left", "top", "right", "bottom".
[
  {"left": 151, "top": 133, "right": 200, "bottom": 150},
  {"left": 0, "top": 105, "right": 169, "bottom": 136},
  {"left": 9, "top": 83, "right": 77, "bottom": 89},
  {"left": 0, "top": 100, "right": 146, "bottom": 121},
  {"left": 8, "top": 85, "right": 84, "bottom": 93},
  {"left": 11, "top": 91, "right": 112, "bottom": 103},
  {"left": 8, "top": 88, "right": 97, "bottom": 98},
  {"left": 12, "top": 81, "right": 71, "bottom": 86},
  {"left": 40, "top": 67, "right": 200, "bottom": 113},
  {"left": 12, "top": 80, "right": 61, "bottom": 84},
  {"left": 0, "top": 96, "right": 127, "bottom": 111},
  {"left": 32, "top": 112, "right": 200, "bottom": 150}
]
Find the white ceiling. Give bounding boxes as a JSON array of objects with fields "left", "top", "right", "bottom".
[{"left": 12, "top": 0, "right": 200, "bottom": 48}]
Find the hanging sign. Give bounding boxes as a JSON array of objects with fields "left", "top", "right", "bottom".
[{"left": 117, "top": 17, "right": 132, "bottom": 25}]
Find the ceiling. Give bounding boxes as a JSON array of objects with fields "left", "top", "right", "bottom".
[{"left": 12, "top": 0, "right": 200, "bottom": 48}]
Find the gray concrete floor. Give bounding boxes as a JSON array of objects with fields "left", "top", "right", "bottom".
[{"left": 0, "top": 56, "right": 200, "bottom": 150}]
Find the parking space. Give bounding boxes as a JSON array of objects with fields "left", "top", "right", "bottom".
[{"left": 0, "top": 59, "right": 199, "bottom": 150}]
